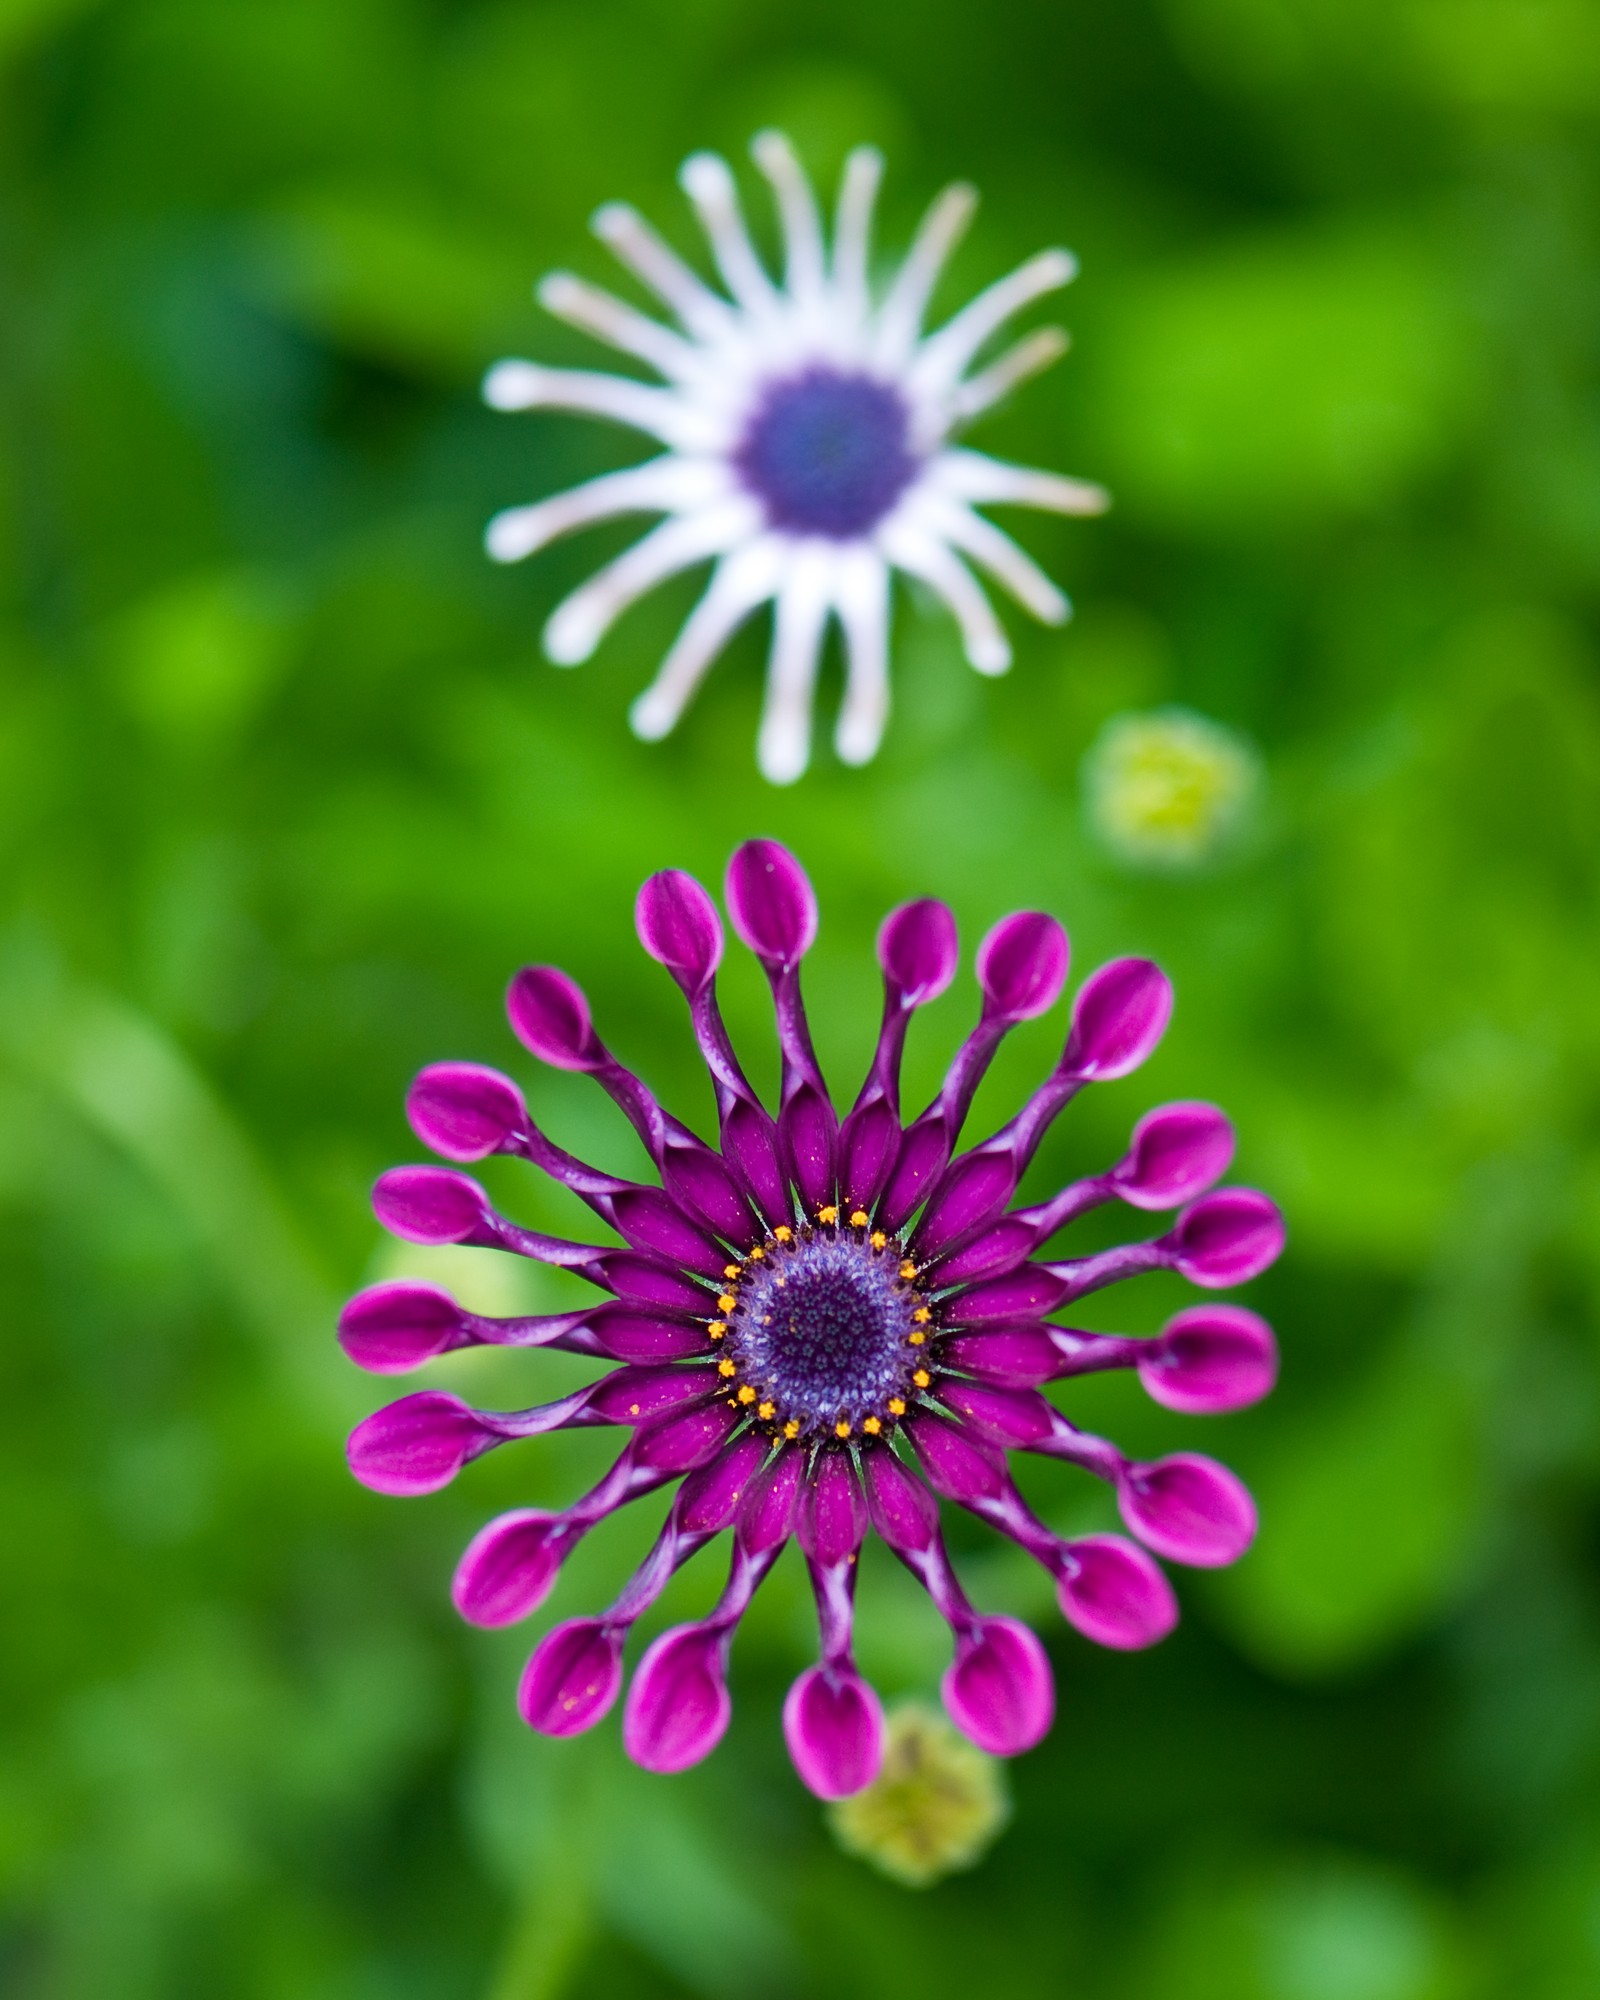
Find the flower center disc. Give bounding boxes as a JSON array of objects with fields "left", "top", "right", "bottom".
[
  {"left": 733, "top": 369, "right": 918, "bottom": 538},
  {"left": 726, "top": 1231, "right": 924, "bottom": 1438}
]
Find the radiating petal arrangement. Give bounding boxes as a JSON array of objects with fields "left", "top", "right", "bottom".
[
  {"left": 485, "top": 133, "right": 1108, "bottom": 783},
  {"left": 342, "top": 840, "right": 1283, "bottom": 1798}
]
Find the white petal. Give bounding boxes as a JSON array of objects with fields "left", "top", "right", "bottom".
[
  {"left": 591, "top": 202, "right": 732, "bottom": 342},
  {"left": 831, "top": 147, "right": 884, "bottom": 321},
  {"left": 933, "top": 448, "right": 1110, "bottom": 516},
  {"left": 872, "top": 182, "right": 977, "bottom": 366},
  {"left": 537, "top": 273, "right": 700, "bottom": 382},
  {"left": 832, "top": 546, "right": 891, "bottom": 766},
  {"left": 757, "top": 546, "right": 834, "bottom": 784},
  {"left": 481, "top": 360, "right": 710, "bottom": 450},
  {"left": 543, "top": 501, "right": 761, "bottom": 665},
  {"left": 679, "top": 151, "right": 778, "bottom": 314},
  {"left": 912, "top": 249, "right": 1077, "bottom": 395},
  {"left": 919, "top": 496, "right": 1069, "bottom": 623},
  {"left": 880, "top": 520, "right": 1011, "bottom": 676},
  {"left": 751, "top": 130, "right": 826, "bottom": 302},
  {"left": 485, "top": 459, "right": 727, "bottom": 564},
  {"left": 629, "top": 537, "right": 788, "bottom": 742},
  {"left": 947, "top": 326, "right": 1069, "bottom": 423}
]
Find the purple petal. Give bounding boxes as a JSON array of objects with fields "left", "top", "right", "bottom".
[
  {"left": 339, "top": 1281, "right": 462, "bottom": 1373},
  {"left": 1118, "top": 1453, "right": 1258, "bottom": 1567},
  {"left": 518, "top": 1618, "right": 625, "bottom": 1736},
  {"left": 1062, "top": 957, "right": 1172, "bottom": 1080},
  {"left": 625, "top": 1624, "right": 733, "bottom": 1772},
  {"left": 606, "top": 1257, "right": 718, "bottom": 1315},
  {"left": 913, "top": 1149, "right": 1021, "bottom": 1257},
  {"left": 407, "top": 1063, "right": 528, "bottom": 1161},
  {"left": 936, "top": 1381, "right": 1056, "bottom": 1449},
  {"left": 945, "top": 1266, "right": 1069, "bottom": 1324},
  {"left": 1055, "top": 1535, "right": 1178, "bottom": 1650},
  {"left": 1168, "top": 1189, "right": 1286, "bottom": 1286},
  {"left": 877, "top": 899, "right": 959, "bottom": 1004},
  {"left": 938, "top": 1327, "right": 1063, "bottom": 1387},
  {"left": 1112, "top": 1101, "right": 1234, "bottom": 1211},
  {"left": 452, "top": 1509, "right": 564, "bottom": 1626},
  {"left": 582, "top": 1364, "right": 718, "bottom": 1425},
  {"left": 725, "top": 839, "right": 817, "bottom": 968},
  {"left": 506, "top": 965, "right": 602, "bottom": 1071},
  {"left": 1139, "top": 1305, "right": 1279, "bottom": 1414},
  {"left": 797, "top": 1450, "right": 869, "bottom": 1567},
  {"left": 373, "top": 1165, "right": 487, "bottom": 1244},
  {"left": 738, "top": 1445, "right": 805, "bottom": 1553},
  {"left": 942, "top": 1617, "right": 1054, "bottom": 1756},
  {"left": 587, "top": 1310, "right": 710, "bottom": 1363},
  {"left": 607, "top": 1188, "right": 728, "bottom": 1279},
  {"left": 975, "top": 912, "right": 1070, "bottom": 1022},
  {"left": 837, "top": 1097, "right": 903, "bottom": 1214},
  {"left": 875, "top": 1119, "right": 959, "bottom": 1234},
  {"left": 932, "top": 1216, "right": 1037, "bottom": 1286},
  {"left": 634, "top": 1398, "right": 741, "bottom": 1474},
  {"left": 905, "top": 1412, "right": 1007, "bottom": 1505},
  {"left": 860, "top": 1444, "right": 941, "bottom": 1555},
  {"left": 675, "top": 1434, "right": 771, "bottom": 1534},
  {"left": 783, "top": 1665, "right": 885, "bottom": 1798},
  {"left": 346, "top": 1391, "right": 481, "bottom": 1495},
  {"left": 635, "top": 870, "right": 724, "bottom": 990},
  {"left": 780, "top": 1083, "right": 837, "bottom": 1214}
]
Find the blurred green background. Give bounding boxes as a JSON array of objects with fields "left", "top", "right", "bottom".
[{"left": 5, "top": 0, "right": 1600, "bottom": 1994}]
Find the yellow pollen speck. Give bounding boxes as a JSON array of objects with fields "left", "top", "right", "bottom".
[
  {"left": 708, "top": 1321, "right": 726, "bottom": 1339},
  {"left": 758, "top": 1401, "right": 776, "bottom": 1419},
  {"left": 835, "top": 1420, "right": 851, "bottom": 1438},
  {"left": 863, "top": 1416, "right": 883, "bottom": 1436},
  {"left": 908, "top": 1330, "right": 926, "bottom": 1346},
  {"left": 724, "top": 1263, "right": 742, "bottom": 1280},
  {"left": 773, "top": 1226, "right": 792, "bottom": 1242},
  {"left": 628, "top": 1403, "right": 641, "bottom": 1416},
  {"left": 718, "top": 1358, "right": 737, "bottom": 1378},
  {"left": 887, "top": 1397, "right": 907, "bottom": 1416},
  {"left": 737, "top": 1385, "right": 757, "bottom": 1404},
  {"left": 913, "top": 1369, "right": 931, "bottom": 1388},
  {"left": 849, "top": 1209, "right": 869, "bottom": 1228},
  {"left": 717, "top": 1294, "right": 737, "bottom": 1313},
  {"left": 818, "top": 1205, "right": 839, "bottom": 1225},
  {"left": 871, "top": 1231, "right": 888, "bottom": 1250},
  {"left": 899, "top": 1261, "right": 918, "bottom": 1282},
  {"left": 748, "top": 1244, "right": 766, "bottom": 1259},
  {"left": 783, "top": 1419, "right": 800, "bottom": 1439},
  {"left": 913, "top": 1307, "right": 932, "bottom": 1323}
]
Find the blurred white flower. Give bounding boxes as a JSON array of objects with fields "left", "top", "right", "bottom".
[
  {"left": 485, "top": 132, "right": 1106, "bottom": 783},
  {"left": 1083, "top": 707, "right": 1260, "bottom": 867}
]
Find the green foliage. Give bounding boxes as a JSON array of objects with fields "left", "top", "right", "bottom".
[{"left": 3, "top": 1, "right": 1600, "bottom": 1996}]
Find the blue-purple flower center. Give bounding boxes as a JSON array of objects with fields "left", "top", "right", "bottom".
[
  {"left": 723, "top": 1227, "right": 929, "bottom": 1440},
  {"left": 732, "top": 368, "right": 919, "bottom": 538}
]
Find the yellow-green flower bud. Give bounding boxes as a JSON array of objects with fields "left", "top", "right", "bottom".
[
  {"left": 1084, "top": 707, "right": 1260, "bottom": 867},
  {"left": 827, "top": 1703, "right": 1010, "bottom": 1887}
]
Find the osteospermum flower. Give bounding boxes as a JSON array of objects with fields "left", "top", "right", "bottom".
[
  {"left": 342, "top": 840, "right": 1284, "bottom": 1798},
  {"left": 484, "top": 132, "right": 1107, "bottom": 783}
]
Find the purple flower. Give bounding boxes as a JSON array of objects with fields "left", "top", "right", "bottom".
[{"left": 343, "top": 840, "right": 1283, "bottom": 1798}]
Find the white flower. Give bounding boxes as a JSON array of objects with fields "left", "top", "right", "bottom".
[{"left": 483, "top": 132, "right": 1108, "bottom": 784}]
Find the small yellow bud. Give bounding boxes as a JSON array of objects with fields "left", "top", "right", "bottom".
[{"left": 828, "top": 1704, "right": 1010, "bottom": 1887}]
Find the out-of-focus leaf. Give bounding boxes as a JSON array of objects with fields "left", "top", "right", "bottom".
[{"left": 1095, "top": 225, "right": 1479, "bottom": 530}]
